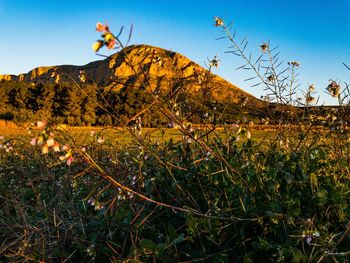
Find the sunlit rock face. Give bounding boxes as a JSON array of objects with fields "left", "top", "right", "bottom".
[{"left": 0, "top": 44, "right": 264, "bottom": 107}]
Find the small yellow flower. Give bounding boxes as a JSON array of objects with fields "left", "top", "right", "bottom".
[
  {"left": 92, "top": 41, "right": 104, "bottom": 53},
  {"left": 55, "top": 74, "right": 60, "bottom": 84},
  {"left": 214, "top": 17, "right": 224, "bottom": 27},
  {"left": 42, "top": 144, "right": 49, "bottom": 154},
  {"left": 104, "top": 33, "right": 114, "bottom": 43}
]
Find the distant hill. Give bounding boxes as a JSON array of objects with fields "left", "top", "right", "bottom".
[
  {"left": 0, "top": 44, "right": 264, "bottom": 107},
  {"left": 0, "top": 44, "right": 270, "bottom": 126}
]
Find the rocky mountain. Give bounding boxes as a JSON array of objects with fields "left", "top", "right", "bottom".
[{"left": 0, "top": 44, "right": 264, "bottom": 108}]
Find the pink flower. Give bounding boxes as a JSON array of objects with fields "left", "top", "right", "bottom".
[
  {"left": 96, "top": 22, "right": 108, "bottom": 32},
  {"left": 62, "top": 145, "right": 70, "bottom": 151},
  {"left": 30, "top": 137, "right": 37, "bottom": 146},
  {"left": 107, "top": 39, "right": 116, "bottom": 49},
  {"left": 67, "top": 156, "right": 74, "bottom": 166}
]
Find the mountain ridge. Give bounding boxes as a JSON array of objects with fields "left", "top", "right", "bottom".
[{"left": 0, "top": 44, "right": 264, "bottom": 107}]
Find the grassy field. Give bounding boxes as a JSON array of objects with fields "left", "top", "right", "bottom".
[
  {"left": 1, "top": 121, "right": 350, "bottom": 262},
  {"left": 0, "top": 125, "right": 288, "bottom": 144}
]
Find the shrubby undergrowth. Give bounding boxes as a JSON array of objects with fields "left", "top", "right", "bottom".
[{"left": 0, "top": 18, "right": 350, "bottom": 262}]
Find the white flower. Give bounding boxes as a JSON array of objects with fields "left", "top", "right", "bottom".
[{"left": 46, "top": 138, "right": 55, "bottom": 147}]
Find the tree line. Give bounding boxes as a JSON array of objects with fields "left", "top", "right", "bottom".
[{"left": 0, "top": 80, "right": 267, "bottom": 127}]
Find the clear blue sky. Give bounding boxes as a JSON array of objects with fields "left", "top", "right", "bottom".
[{"left": 1, "top": 0, "right": 349, "bottom": 105}]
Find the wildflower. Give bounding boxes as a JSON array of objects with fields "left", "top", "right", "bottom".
[
  {"left": 288, "top": 61, "right": 300, "bottom": 67},
  {"left": 96, "top": 22, "right": 109, "bottom": 32},
  {"left": 214, "top": 16, "right": 224, "bottom": 27},
  {"left": 103, "top": 32, "right": 114, "bottom": 43},
  {"left": 92, "top": 40, "right": 104, "bottom": 53},
  {"left": 37, "top": 120, "right": 47, "bottom": 129},
  {"left": 326, "top": 80, "right": 340, "bottom": 97},
  {"left": 66, "top": 156, "right": 74, "bottom": 166},
  {"left": 61, "top": 145, "right": 70, "bottom": 151},
  {"left": 42, "top": 144, "right": 49, "bottom": 154},
  {"left": 87, "top": 197, "right": 95, "bottom": 206},
  {"left": 100, "top": 31, "right": 117, "bottom": 50},
  {"left": 267, "top": 74, "right": 275, "bottom": 83},
  {"left": 30, "top": 137, "right": 37, "bottom": 146},
  {"left": 79, "top": 70, "right": 86, "bottom": 83},
  {"left": 308, "top": 84, "right": 315, "bottom": 92},
  {"left": 95, "top": 204, "right": 104, "bottom": 211},
  {"left": 59, "top": 151, "right": 74, "bottom": 166},
  {"left": 53, "top": 142, "right": 60, "bottom": 152},
  {"left": 37, "top": 136, "right": 44, "bottom": 145},
  {"left": 210, "top": 55, "right": 220, "bottom": 68},
  {"left": 259, "top": 43, "right": 268, "bottom": 52},
  {"left": 306, "top": 94, "right": 315, "bottom": 104},
  {"left": 55, "top": 74, "right": 60, "bottom": 84},
  {"left": 107, "top": 38, "right": 116, "bottom": 49},
  {"left": 5, "top": 144, "right": 13, "bottom": 152},
  {"left": 247, "top": 130, "right": 251, "bottom": 139},
  {"left": 46, "top": 138, "right": 55, "bottom": 147},
  {"left": 306, "top": 236, "right": 312, "bottom": 245},
  {"left": 97, "top": 137, "right": 105, "bottom": 144}
]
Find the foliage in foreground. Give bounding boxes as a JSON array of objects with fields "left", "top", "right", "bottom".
[{"left": 1, "top": 126, "right": 350, "bottom": 262}]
